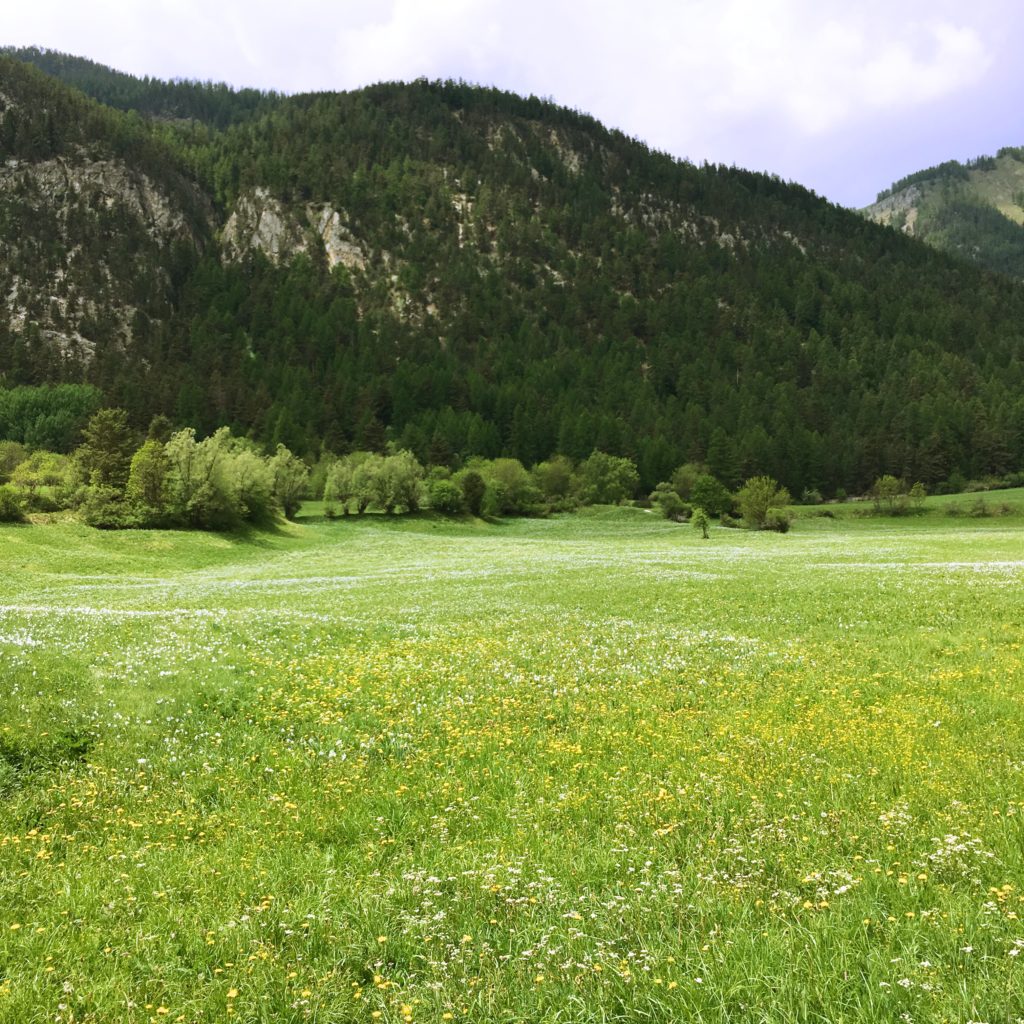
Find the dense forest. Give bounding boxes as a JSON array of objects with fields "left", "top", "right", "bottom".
[{"left": 2, "top": 48, "right": 1024, "bottom": 497}]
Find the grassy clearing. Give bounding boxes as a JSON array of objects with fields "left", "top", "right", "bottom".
[{"left": 1, "top": 510, "right": 1023, "bottom": 1022}]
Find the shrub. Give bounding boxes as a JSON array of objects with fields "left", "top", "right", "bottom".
[
  {"left": 0, "top": 484, "right": 27, "bottom": 523},
  {"left": 737, "top": 476, "right": 791, "bottom": 529},
  {"left": 573, "top": 451, "right": 639, "bottom": 505},
  {"left": 458, "top": 470, "right": 486, "bottom": 517},
  {"left": 428, "top": 477, "right": 464, "bottom": 514},
  {"left": 763, "top": 508, "right": 792, "bottom": 533},
  {"left": 690, "top": 474, "right": 732, "bottom": 517}
]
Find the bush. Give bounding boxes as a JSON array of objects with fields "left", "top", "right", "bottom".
[
  {"left": 690, "top": 474, "right": 732, "bottom": 517},
  {"left": 79, "top": 485, "right": 134, "bottom": 529},
  {"left": 0, "top": 484, "right": 27, "bottom": 523},
  {"left": 428, "top": 477, "right": 464, "bottom": 514},
  {"left": 719, "top": 512, "right": 740, "bottom": 528},
  {"left": 763, "top": 508, "right": 792, "bottom": 533},
  {"left": 737, "top": 476, "right": 791, "bottom": 528}
]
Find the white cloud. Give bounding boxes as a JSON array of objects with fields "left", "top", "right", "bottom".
[{"left": 0, "top": 0, "right": 1010, "bottom": 202}]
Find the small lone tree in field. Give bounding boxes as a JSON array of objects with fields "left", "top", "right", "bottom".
[{"left": 692, "top": 506, "right": 710, "bottom": 539}]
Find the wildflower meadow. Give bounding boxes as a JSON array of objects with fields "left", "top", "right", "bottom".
[{"left": 1, "top": 507, "right": 1022, "bottom": 1022}]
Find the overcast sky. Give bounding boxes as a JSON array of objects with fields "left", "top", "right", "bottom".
[{"left": 5, "top": 0, "right": 1022, "bottom": 207}]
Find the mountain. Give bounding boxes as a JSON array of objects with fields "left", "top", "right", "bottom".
[
  {"left": 862, "top": 149, "right": 1024, "bottom": 279},
  {"left": 1, "top": 48, "right": 1023, "bottom": 496}
]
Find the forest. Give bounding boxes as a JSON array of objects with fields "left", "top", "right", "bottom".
[{"left": 1, "top": 49, "right": 1024, "bottom": 498}]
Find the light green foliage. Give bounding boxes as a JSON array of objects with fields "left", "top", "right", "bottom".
[
  {"left": 270, "top": 444, "right": 310, "bottom": 520},
  {"left": 427, "top": 476, "right": 464, "bottom": 514},
  {"left": 871, "top": 474, "right": 906, "bottom": 513},
  {"left": 351, "top": 453, "right": 386, "bottom": 514},
  {"left": 229, "top": 446, "right": 277, "bottom": 524},
  {"left": 125, "top": 438, "right": 169, "bottom": 513},
  {"left": 650, "top": 481, "right": 687, "bottom": 520},
  {"left": 691, "top": 505, "right": 710, "bottom": 538},
  {"left": 670, "top": 462, "right": 707, "bottom": 500},
  {"left": 573, "top": 450, "right": 640, "bottom": 505},
  {"left": 478, "top": 457, "right": 539, "bottom": 516},
  {"left": 380, "top": 449, "right": 425, "bottom": 514},
  {"left": 1, "top": 511, "right": 1022, "bottom": 1021},
  {"left": 163, "top": 427, "right": 241, "bottom": 530},
  {"left": 0, "top": 483, "right": 26, "bottom": 522},
  {"left": 9, "top": 450, "right": 78, "bottom": 511},
  {"left": 737, "top": 475, "right": 792, "bottom": 529}
]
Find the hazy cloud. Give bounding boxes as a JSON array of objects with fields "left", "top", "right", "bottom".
[{"left": 3, "top": 0, "right": 1018, "bottom": 205}]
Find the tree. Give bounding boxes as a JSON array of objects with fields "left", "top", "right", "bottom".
[
  {"left": 428, "top": 476, "right": 464, "bottom": 513},
  {"left": 532, "top": 455, "right": 574, "bottom": 504},
  {"left": 870, "top": 474, "right": 905, "bottom": 514},
  {"left": 573, "top": 450, "right": 639, "bottom": 505},
  {"left": 270, "top": 444, "right": 310, "bottom": 519},
  {"left": 458, "top": 469, "right": 486, "bottom": 517},
  {"left": 736, "top": 475, "right": 791, "bottom": 529},
  {"left": 381, "top": 450, "right": 425, "bottom": 513},
  {"left": 125, "top": 439, "right": 169, "bottom": 517},
  {"left": 650, "top": 481, "right": 687, "bottom": 520},
  {"left": 690, "top": 473, "right": 732, "bottom": 517},
  {"left": 75, "top": 407, "right": 135, "bottom": 491},
  {"left": 692, "top": 506, "right": 710, "bottom": 539}
]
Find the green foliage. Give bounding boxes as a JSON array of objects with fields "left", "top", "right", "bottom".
[
  {"left": 75, "top": 408, "right": 135, "bottom": 490},
  {"left": 762, "top": 508, "right": 792, "bottom": 533},
  {"left": 691, "top": 506, "right": 710, "bottom": 538},
  {"left": 458, "top": 470, "right": 486, "bottom": 518},
  {"left": 9, "top": 450, "right": 78, "bottom": 509},
  {"left": 0, "top": 440, "right": 27, "bottom": 482},
  {"left": 427, "top": 477, "right": 464, "bottom": 514},
  {"left": 270, "top": 445, "right": 309, "bottom": 520},
  {"left": 573, "top": 451, "right": 640, "bottom": 505},
  {"left": 0, "top": 483, "right": 26, "bottom": 522},
  {"left": 690, "top": 474, "right": 732, "bottom": 517},
  {"left": 125, "top": 439, "right": 169, "bottom": 514},
  {"left": 650, "top": 482, "right": 687, "bottom": 520},
  {"left": 670, "top": 463, "right": 707, "bottom": 500},
  {"left": 477, "top": 458, "right": 540, "bottom": 517},
  {"left": 0, "top": 385, "right": 101, "bottom": 452},
  {"left": 2, "top": 62, "right": 1024, "bottom": 498},
  {"left": 737, "top": 476, "right": 791, "bottom": 529},
  {"left": 532, "top": 455, "right": 575, "bottom": 504}
]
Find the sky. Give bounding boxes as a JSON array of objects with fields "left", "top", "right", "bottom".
[{"left": 4, "top": 0, "right": 1023, "bottom": 207}]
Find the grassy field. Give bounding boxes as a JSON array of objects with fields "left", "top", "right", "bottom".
[{"left": 1, "top": 507, "right": 1023, "bottom": 1023}]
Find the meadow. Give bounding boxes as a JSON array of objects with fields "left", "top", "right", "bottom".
[{"left": 1, "top": 506, "right": 1023, "bottom": 1023}]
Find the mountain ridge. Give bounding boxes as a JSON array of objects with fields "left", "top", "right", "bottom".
[
  {"left": 1, "top": 49, "right": 1023, "bottom": 496},
  {"left": 862, "top": 148, "right": 1024, "bottom": 279}
]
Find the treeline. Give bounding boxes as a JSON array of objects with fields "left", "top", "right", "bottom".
[
  {"left": 875, "top": 154, "right": 1001, "bottom": 202},
  {"left": 0, "top": 408, "right": 308, "bottom": 529},
  {"left": 1, "top": 47, "right": 281, "bottom": 130}
]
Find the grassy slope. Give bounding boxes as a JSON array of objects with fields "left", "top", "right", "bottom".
[{"left": 1, "top": 510, "right": 1023, "bottom": 1022}]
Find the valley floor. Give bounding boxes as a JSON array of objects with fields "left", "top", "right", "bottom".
[{"left": 1, "top": 509, "right": 1023, "bottom": 1022}]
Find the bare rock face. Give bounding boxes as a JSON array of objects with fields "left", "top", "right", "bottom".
[
  {"left": 222, "top": 188, "right": 366, "bottom": 271},
  {"left": 309, "top": 205, "right": 366, "bottom": 271},
  {"left": 0, "top": 154, "right": 204, "bottom": 359},
  {"left": 221, "top": 187, "right": 307, "bottom": 262}
]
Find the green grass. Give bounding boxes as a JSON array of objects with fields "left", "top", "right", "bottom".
[{"left": 1, "top": 510, "right": 1023, "bottom": 1022}]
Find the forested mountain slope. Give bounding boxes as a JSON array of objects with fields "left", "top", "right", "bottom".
[
  {"left": 863, "top": 149, "right": 1024, "bottom": 279},
  {"left": 2, "top": 49, "right": 1023, "bottom": 495}
]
